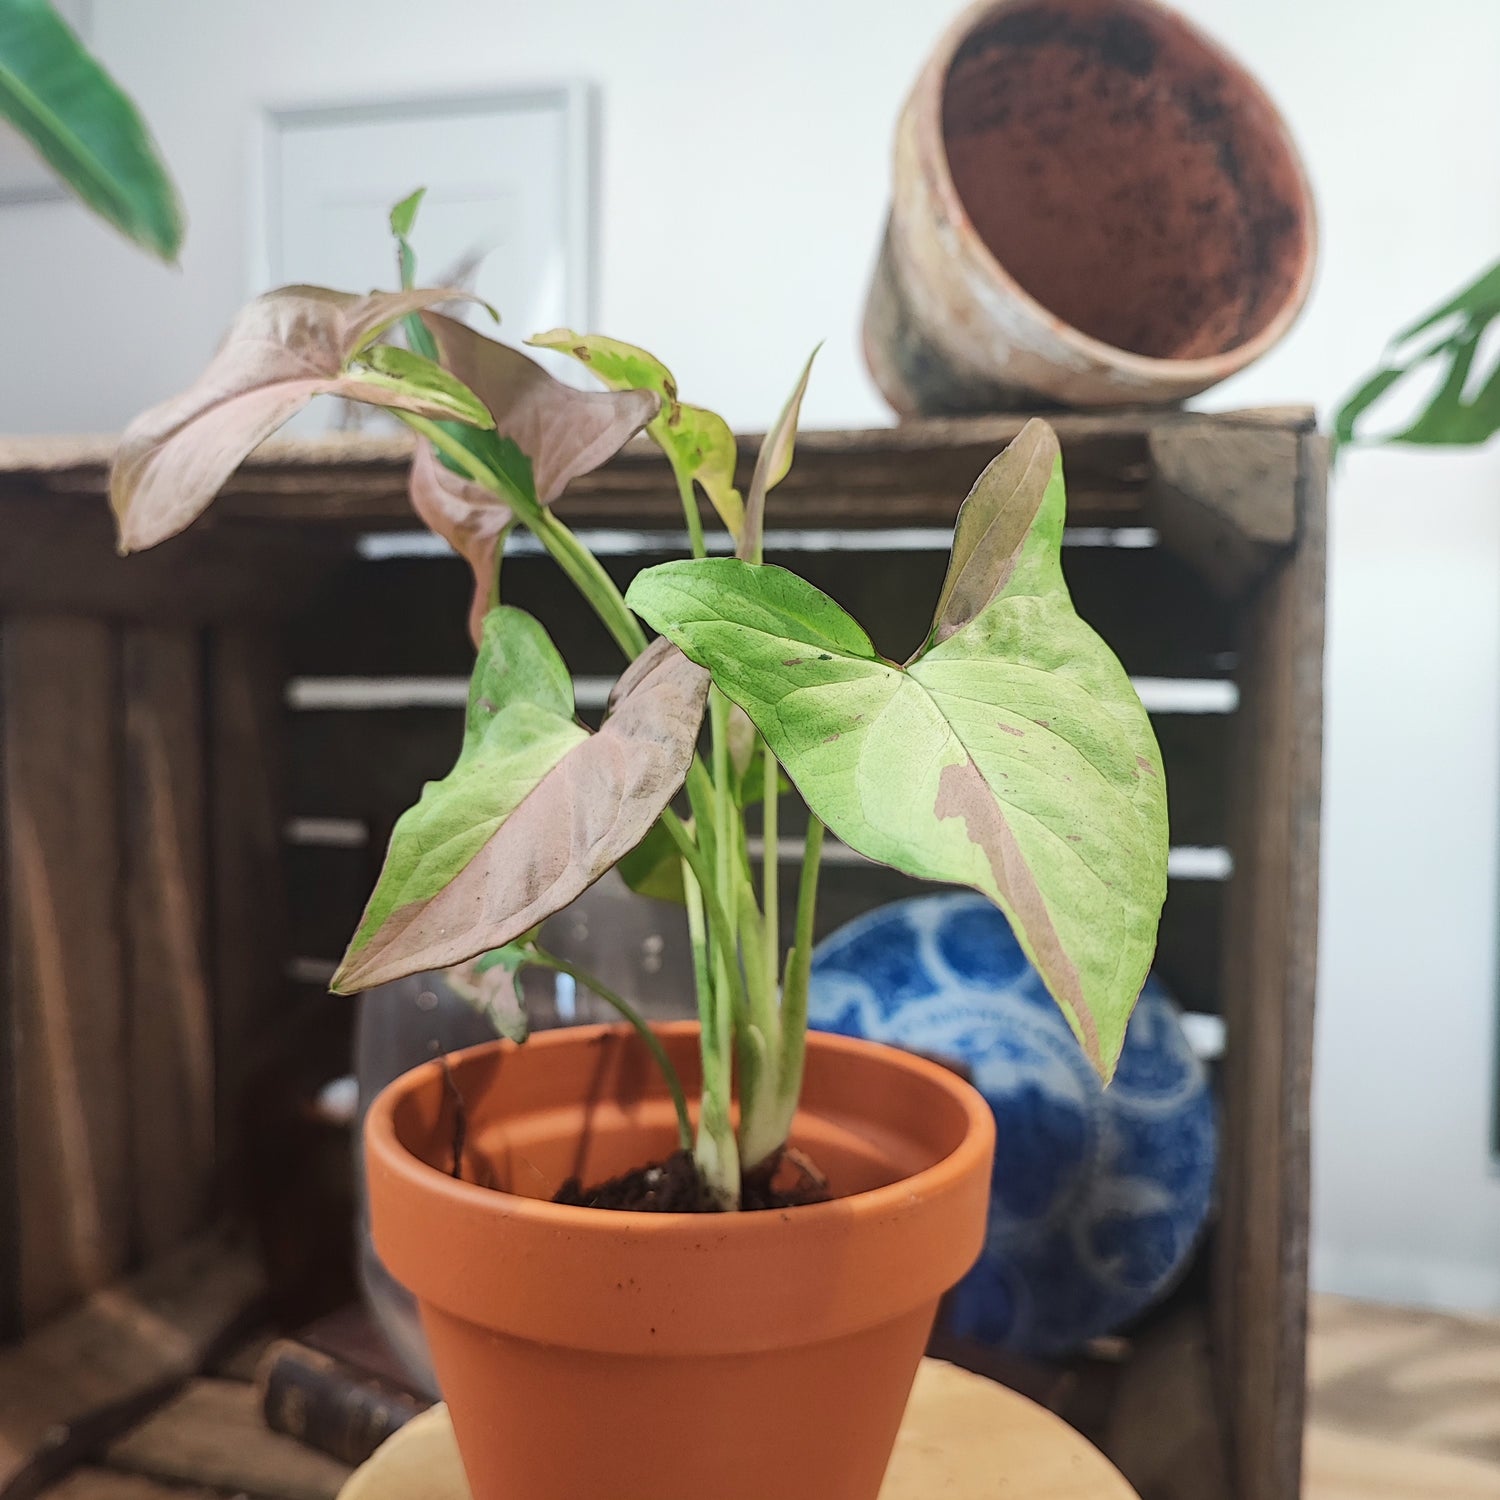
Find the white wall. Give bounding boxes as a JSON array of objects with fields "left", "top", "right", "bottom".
[{"left": 4, "top": 0, "right": 1499, "bottom": 1310}]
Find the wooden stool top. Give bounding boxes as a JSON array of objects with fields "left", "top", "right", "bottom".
[{"left": 339, "top": 1357, "right": 1139, "bottom": 1500}]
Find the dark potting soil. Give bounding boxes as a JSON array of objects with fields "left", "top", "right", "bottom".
[{"left": 552, "top": 1149, "right": 832, "bottom": 1214}]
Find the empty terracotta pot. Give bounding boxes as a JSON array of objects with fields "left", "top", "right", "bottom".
[
  {"left": 364, "top": 1022, "right": 995, "bottom": 1500},
  {"left": 863, "top": 0, "right": 1317, "bottom": 414}
]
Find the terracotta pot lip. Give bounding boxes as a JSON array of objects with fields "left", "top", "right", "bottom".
[
  {"left": 917, "top": 0, "right": 1318, "bottom": 380},
  {"left": 366, "top": 1021, "right": 995, "bottom": 1237}
]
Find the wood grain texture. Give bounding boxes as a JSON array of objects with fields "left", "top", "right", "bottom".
[
  {"left": 0, "top": 410, "right": 1316, "bottom": 535},
  {"left": 0, "top": 1233, "right": 264, "bottom": 1499},
  {"left": 1213, "top": 433, "right": 1328, "bottom": 1500},
  {"left": 4, "top": 617, "right": 129, "bottom": 1330},
  {"left": 122, "top": 628, "right": 214, "bottom": 1259},
  {"left": 105, "top": 1379, "right": 349, "bottom": 1500},
  {"left": 1146, "top": 426, "right": 1301, "bottom": 598},
  {"left": 208, "top": 628, "right": 291, "bottom": 1173}
]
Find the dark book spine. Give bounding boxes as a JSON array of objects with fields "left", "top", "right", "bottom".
[{"left": 258, "top": 1339, "right": 433, "bottom": 1467}]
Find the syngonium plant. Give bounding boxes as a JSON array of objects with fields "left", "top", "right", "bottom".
[{"left": 110, "top": 194, "right": 1169, "bottom": 1208}]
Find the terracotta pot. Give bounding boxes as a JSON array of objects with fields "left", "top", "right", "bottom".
[
  {"left": 365, "top": 1022, "right": 995, "bottom": 1500},
  {"left": 863, "top": 0, "right": 1318, "bottom": 414}
]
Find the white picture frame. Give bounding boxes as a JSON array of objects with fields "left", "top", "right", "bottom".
[
  {"left": 0, "top": 0, "right": 96, "bottom": 204},
  {"left": 253, "top": 85, "right": 596, "bottom": 425}
]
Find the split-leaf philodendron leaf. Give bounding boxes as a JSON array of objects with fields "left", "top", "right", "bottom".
[
  {"left": 110, "top": 286, "right": 492, "bottom": 552},
  {"left": 627, "top": 419, "right": 1168, "bottom": 1078},
  {"left": 333, "top": 618, "right": 709, "bottom": 993},
  {"left": 528, "top": 328, "right": 744, "bottom": 539},
  {"left": 408, "top": 314, "right": 661, "bottom": 646}
]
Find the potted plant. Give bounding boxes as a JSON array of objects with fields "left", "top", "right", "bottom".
[{"left": 110, "top": 196, "right": 1168, "bottom": 1500}]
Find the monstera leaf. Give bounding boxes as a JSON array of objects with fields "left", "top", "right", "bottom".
[
  {"left": 627, "top": 421, "right": 1168, "bottom": 1078},
  {"left": 529, "top": 328, "right": 743, "bottom": 538},
  {"left": 332, "top": 613, "right": 709, "bottom": 993},
  {"left": 111, "top": 286, "right": 491, "bottom": 552}
]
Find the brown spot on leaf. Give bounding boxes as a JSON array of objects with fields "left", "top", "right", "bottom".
[
  {"left": 823, "top": 732, "right": 841, "bottom": 744},
  {"left": 1136, "top": 755, "right": 1157, "bottom": 776},
  {"left": 997, "top": 722, "right": 1025, "bottom": 737},
  {"left": 782, "top": 657, "right": 806, "bottom": 667}
]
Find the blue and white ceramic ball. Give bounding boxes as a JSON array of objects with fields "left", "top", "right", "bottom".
[{"left": 809, "top": 893, "right": 1215, "bottom": 1358}]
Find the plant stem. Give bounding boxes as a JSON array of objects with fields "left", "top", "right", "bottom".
[
  {"left": 761, "top": 743, "right": 779, "bottom": 1001},
  {"left": 528, "top": 947, "right": 693, "bottom": 1151},
  {"left": 673, "top": 465, "right": 707, "bottom": 561},
  {"left": 399, "top": 413, "right": 646, "bottom": 659},
  {"left": 682, "top": 859, "right": 740, "bottom": 1206},
  {"left": 738, "top": 812, "right": 824, "bottom": 1170},
  {"left": 661, "top": 811, "right": 748, "bottom": 1026}
]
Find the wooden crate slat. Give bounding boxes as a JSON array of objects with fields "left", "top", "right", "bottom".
[
  {"left": 0, "top": 1233, "right": 264, "bottom": 1498},
  {"left": 122, "top": 627, "right": 215, "bottom": 1260},
  {"left": 1213, "top": 433, "right": 1327, "bottom": 1500},
  {"left": 208, "top": 628, "right": 292, "bottom": 1163},
  {"left": 104, "top": 1379, "right": 350, "bottom": 1500},
  {"left": 4, "top": 617, "right": 129, "bottom": 1330},
  {"left": 287, "top": 542, "right": 1237, "bottom": 684}
]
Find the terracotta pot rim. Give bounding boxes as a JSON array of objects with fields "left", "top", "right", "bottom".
[
  {"left": 366, "top": 1021, "right": 994, "bottom": 1237},
  {"left": 914, "top": 0, "right": 1319, "bottom": 380}
]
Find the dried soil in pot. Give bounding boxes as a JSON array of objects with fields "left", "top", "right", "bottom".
[{"left": 941, "top": 0, "right": 1310, "bottom": 360}]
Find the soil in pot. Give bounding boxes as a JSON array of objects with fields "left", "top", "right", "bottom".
[{"left": 551, "top": 1147, "right": 832, "bottom": 1212}]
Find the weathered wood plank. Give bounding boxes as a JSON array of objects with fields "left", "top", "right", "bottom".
[
  {"left": 0, "top": 410, "right": 1317, "bottom": 534},
  {"left": 208, "top": 629, "right": 291, "bottom": 1171},
  {"left": 1213, "top": 432, "right": 1327, "bottom": 1500},
  {"left": 4, "top": 617, "right": 129, "bottom": 1329},
  {"left": 286, "top": 542, "right": 1237, "bottom": 684},
  {"left": 0, "top": 1234, "right": 265, "bottom": 1499},
  {"left": 0, "top": 496, "right": 344, "bottom": 622},
  {"left": 122, "top": 628, "right": 214, "bottom": 1260},
  {"left": 105, "top": 1379, "right": 350, "bottom": 1500}
]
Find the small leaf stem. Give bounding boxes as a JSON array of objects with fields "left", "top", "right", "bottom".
[
  {"left": 761, "top": 742, "right": 779, "bottom": 1005},
  {"left": 673, "top": 465, "right": 707, "bottom": 561},
  {"left": 526, "top": 946, "right": 693, "bottom": 1151},
  {"left": 399, "top": 412, "right": 646, "bottom": 659}
]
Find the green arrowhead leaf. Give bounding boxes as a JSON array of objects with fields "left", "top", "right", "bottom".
[
  {"left": 110, "top": 285, "right": 489, "bottom": 552},
  {"left": 0, "top": 0, "right": 184, "bottom": 259},
  {"left": 627, "top": 424, "right": 1168, "bottom": 1078},
  {"left": 333, "top": 626, "right": 709, "bottom": 993},
  {"left": 528, "top": 328, "right": 744, "bottom": 539},
  {"left": 389, "top": 186, "right": 425, "bottom": 241}
]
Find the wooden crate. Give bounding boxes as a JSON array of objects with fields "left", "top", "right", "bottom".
[{"left": 0, "top": 408, "right": 1324, "bottom": 1500}]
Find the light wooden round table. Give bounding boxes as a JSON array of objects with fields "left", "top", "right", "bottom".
[{"left": 339, "top": 1357, "right": 1140, "bottom": 1500}]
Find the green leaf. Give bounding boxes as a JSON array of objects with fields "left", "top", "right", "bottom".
[
  {"left": 528, "top": 328, "right": 744, "bottom": 538},
  {"left": 627, "top": 424, "right": 1168, "bottom": 1079},
  {"left": 333, "top": 630, "right": 710, "bottom": 993},
  {"left": 617, "top": 820, "right": 686, "bottom": 904},
  {"left": 344, "top": 607, "right": 590, "bottom": 960},
  {"left": 389, "top": 186, "right": 425, "bottom": 240},
  {"left": 111, "top": 285, "right": 489, "bottom": 552},
  {"left": 360, "top": 344, "right": 495, "bottom": 428},
  {"left": 740, "top": 346, "right": 819, "bottom": 562},
  {"left": 1335, "top": 258, "right": 1500, "bottom": 450},
  {"left": 446, "top": 942, "right": 531, "bottom": 1042},
  {"left": 0, "top": 0, "right": 183, "bottom": 258}
]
